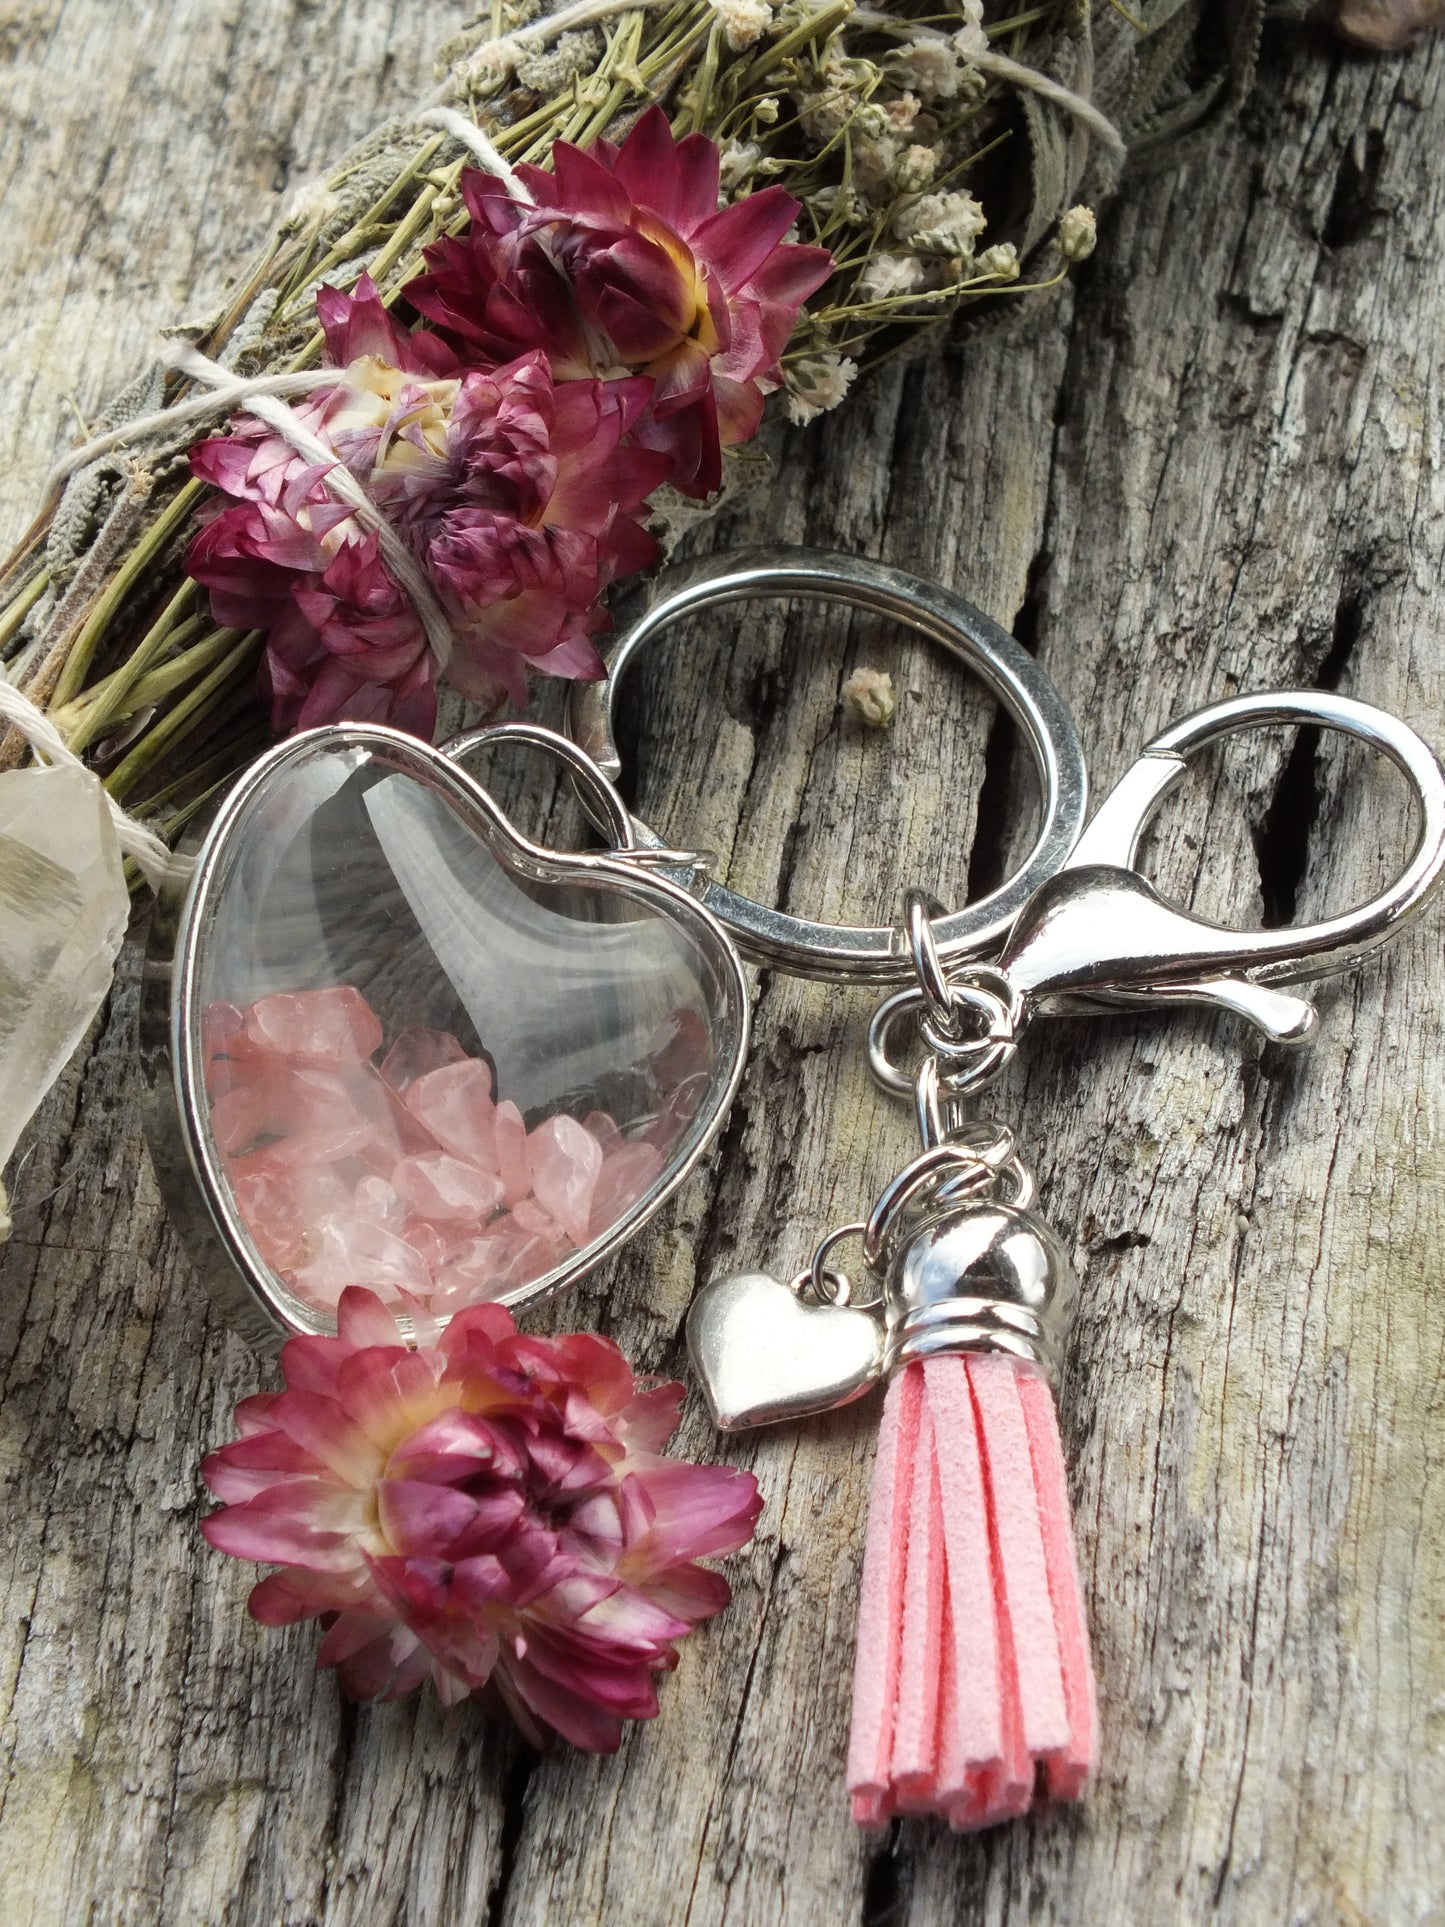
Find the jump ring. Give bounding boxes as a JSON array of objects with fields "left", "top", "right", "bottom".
[{"left": 808, "top": 1221, "right": 869, "bottom": 1304}]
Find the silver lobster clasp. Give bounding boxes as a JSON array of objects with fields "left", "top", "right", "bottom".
[{"left": 998, "top": 691, "right": 1445, "bottom": 1044}]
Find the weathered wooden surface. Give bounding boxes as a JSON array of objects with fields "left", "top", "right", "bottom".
[{"left": 2, "top": 6, "right": 1444, "bottom": 1923}]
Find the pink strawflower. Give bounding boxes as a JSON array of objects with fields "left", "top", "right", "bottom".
[
  {"left": 201, "top": 1287, "right": 762, "bottom": 1748},
  {"left": 406, "top": 107, "right": 833, "bottom": 497},
  {"left": 187, "top": 278, "right": 666, "bottom": 723}
]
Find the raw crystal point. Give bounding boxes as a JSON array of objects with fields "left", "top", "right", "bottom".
[{"left": 0, "top": 763, "right": 130, "bottom": 1235}]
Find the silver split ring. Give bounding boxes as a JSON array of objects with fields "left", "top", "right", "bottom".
[{"left": 566, "top": 547, "right": 1088, "bottom": 982}]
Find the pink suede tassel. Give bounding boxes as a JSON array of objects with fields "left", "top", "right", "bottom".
[{"left": 847, "top": 1353, "right": 1097, "bottom": 1831}]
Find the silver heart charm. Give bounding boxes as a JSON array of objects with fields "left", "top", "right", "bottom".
[
  {"left": 143, "top": 722, "right": 749, "bottom": 1347},
  {"left": 686, "top": 1271, "right": 885, "bottom": 1431}
]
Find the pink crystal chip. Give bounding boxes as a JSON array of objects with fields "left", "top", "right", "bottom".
[
  {"left": 528, "top": 1115, "right": 602, "bottom": 1246},
  {"left": 205, "top": 987, "right": 700, "bottom": 1321}
]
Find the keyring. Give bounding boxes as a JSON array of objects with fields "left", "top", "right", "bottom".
[{"left": 566, "top": 547, "right": 1088, "bottom": 983}]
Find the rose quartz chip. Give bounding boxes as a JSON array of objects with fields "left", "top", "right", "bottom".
[
  {"left": 528, "top": 1114, "right": 602, "bottom": 1245},
  {"left": 243, "top": 986, "right": 383, "bottom": 1063},
  {"left": 209, "top": 1085, "right": 276, "bottom": 1157},
  {"left": 493, "top": 1100, "right": 531, "bottom": 1207},
  {"left": 404, "top": 1059, "right": 498, "bottom": 1169},
  {"left": 392, "top": 1152, "right": 506, "bottom": 1225},
  {"left": 289, "top": 1215, "right": 432, "bottom": 1311},
  {"left": 352, "top": 1176, "right": 407, "bottom": 1232},
  {"left": 511, "top": 1197, "right": 564, "bottom": 1239},
  {"left": 432, "top": 1228, "right": 537, "bottom": 1310},
  {"left": 233, "top": 1116, "right": 378, "bottom": 1176},
  {"left": 647, "top": 1007, "right": 712, "bottom": 1089},
  {"left": 402, "top": 1218, "right": 450, "bottom": 1273},
  {"left": 380, "top": 1026, "right": 470, "bottom": 1094},
  {"left": 229, "top": 1169, "right": 311, "bottom": 1271},
  {"left": 589, "top": 1141, "right": 664, "bottom": 1238},
  {"left": 583, "top": 1110, "right": 623, "bottom": 1156}
]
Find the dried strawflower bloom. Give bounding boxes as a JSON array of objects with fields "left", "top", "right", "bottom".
[
  {"left": 1059, "top": 204, "right": 1097, "bottom": 262},
  {"left": 1334, "top": 0, "right": 1445, "bottom": 49},
  {"left": 202, "top": 1287, "right": 763, "bottom": 1748},
  {"left": 406, "top": 109, "right": 831, "bottom": 498},
  {"left": 188, "top": 279, "right": 665, "bottom": 721},
  {"left": 784, "top": 350, "right": 859, "bottom": 424},
  {"left": 841, "top": 666, "right": 897, "bottom": 726}
]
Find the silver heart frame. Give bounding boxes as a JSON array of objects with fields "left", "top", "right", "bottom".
[{"left": 141, "top": 722, "right": 750, "bottom": 1352}]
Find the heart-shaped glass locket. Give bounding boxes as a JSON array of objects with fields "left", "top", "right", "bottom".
[{"left": 143, "top": 722, "right": 749, "bottom": 1346}]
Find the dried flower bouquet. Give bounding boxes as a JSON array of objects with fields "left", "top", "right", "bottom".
[{"left": 0, "top": 0, "right": 1229, "bottom": 857}]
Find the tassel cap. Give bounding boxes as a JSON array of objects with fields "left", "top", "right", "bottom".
[{"left": 883, "top": 1201, "right": 1077, "bottom": 1387}]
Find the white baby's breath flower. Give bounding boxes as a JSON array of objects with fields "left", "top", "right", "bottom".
[
  {"left": 852, "top": 131, "right": 902, "bottom": 194},
  {"left": 883, "top": 91, "right": 922, "bottom": 135},
  {"left": 809, "top": 182, "right": 866, "bottom": 225},
  {"left": 895, "top": 144, "right": 939, "bottom": 193},
  {"left": 887, "top": 37, "right": 963, "bottom": 101},
  {"left": 710, "top": 0, "right": 774, "bottom": 52},
  {"left": 975, "top": 242, "right": 1020, "bottom": 281},
  {"left": 784, "top": 350, "right": 859, "bottom": 424},
  {"left": 796, "top": 85, "right": 852, "bottom": 144},
  {"left": 841, "top": 667, "right": 898, "bottom": 727},
  {"left": 755, "top": 94, "right": 780, "bottom": 124},
  {"left": 1059, "top": 204, "right": 1097, "bottom": 262},
  {"left": 719, "top": 139, "right": 761, "bottom": 195},
  {"left": 895, "top": 189, "right": 987, "bottom": 258},
  {"left": 953, "top": 0, "right": 989, "bottom": 60},
  {"left": 857, "top": 253, "right": 929, "bottom": 302}
]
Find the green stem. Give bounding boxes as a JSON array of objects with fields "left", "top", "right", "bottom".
[
  {"left": 50, "top": 480, "right": 204, "bottom": 710},
  {"left": 106, "top": 630, "right": 259, "bottom": 800},
  {"left": 0, "top": 568, "right": 49, "bottom": 654},
  {"left": 53, "top": 582, "right": 201, "bottom": 751}
]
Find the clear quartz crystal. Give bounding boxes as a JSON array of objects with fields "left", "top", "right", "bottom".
[{"left": 0, "top": 764, "right": 129, "bottom": 1233}]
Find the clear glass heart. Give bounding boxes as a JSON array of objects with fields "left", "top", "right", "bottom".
[{"left": 149, "top": 727, "right": 748, "bottom": 1337}]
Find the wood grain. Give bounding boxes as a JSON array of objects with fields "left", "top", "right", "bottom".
[{"left": 2, "top": 6, "right": 1443, "bottom": 1923}]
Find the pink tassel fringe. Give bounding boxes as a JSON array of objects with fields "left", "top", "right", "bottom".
[{"left": 846, "top": 1353, "right": 1097, "bottom": 1831}]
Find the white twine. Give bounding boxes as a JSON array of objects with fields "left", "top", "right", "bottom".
[
  {"left": 417, "top": 107, "right": 536, "bottom": 204},
  {"left": 850, "top": 9, "right": 1126, "bottom": 159},
  {"left": 0, "top": 676, "right": 180, "bottom": 890},
  {"left": 44, "top": 366, "right": 338, "bottom": 495},
  {"left": 971, "top": 47, "right": 1125, "bottom": 158}
]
